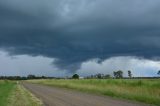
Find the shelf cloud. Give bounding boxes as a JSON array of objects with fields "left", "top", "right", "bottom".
[{"left": 0, "top": 0, "right": 160, "bottom": 72}]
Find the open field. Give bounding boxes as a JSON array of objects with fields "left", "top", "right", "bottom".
[
  {"left": 0, "top": 80, "right": 42, "bottom": 106},
  {"left": 0, "top": 80, "right": 15, "bottom": 106},
  {"left": 28, "top": 79, "right": 160, "bottom": 106}
]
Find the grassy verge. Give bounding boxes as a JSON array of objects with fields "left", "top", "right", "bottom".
[
  {"left": 0, "top": 80, "right": 15, "bottom": 106},
  {"left": 0, "top": 80, "right": 43, "bottom": 106},
  {"left": 8, "top": 82, "right": 43, "bottom": 106},
  {"left": 28, "top": 79, "right": 160, "bottom": 106}
]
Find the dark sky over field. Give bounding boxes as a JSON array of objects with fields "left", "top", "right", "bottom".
[{"left": 0, "top": 0, "right": 160, "bottom": 76}]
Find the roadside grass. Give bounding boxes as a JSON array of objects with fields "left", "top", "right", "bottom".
[
  {"left": 0, "top": 80, "right": 15, "bottom": 106},
  {"left": 0, "top": 80, "right": 43, "bottom": 106},
  {"left": 28, "top": 79, "right": 160, "bottom": 106},
  {"left": 8, "top": 82, "right": 43, "bottom": 106}
]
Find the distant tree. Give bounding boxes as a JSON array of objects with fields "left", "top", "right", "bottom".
[
  {"left": 117, "top": 70, "right": 123, "bottom": 78},
  {"left": 27, "top": 74, "right": 36, "bottom": 79},
  {"left": 97, "top": 74, "right": 102, "bottom": 79},
  {"left": 72, "top": 74, "right": 79, "bottom": 79},
  {"left": 113, "top": 70, "right": 123, "bottom": 79},
  {"left": 41, "top": 76, "right": 46, "bottom": 79},
  {"left": 96, "top": 73, "right": 104, "bottom": 79},
  {"left": 128, "top": 70, "right": 132, "bottom": 78},
  {"left": 113, "top": 71, "right": 117, "bottom": 78},
  {"left": 91, "top": 75, "right": 94, "bottom": 79},
  {"left": 157, "top": 70, "right": 160, "bottom": 76},
  {"left": 104, "top": 74, "right": 111, "bottom": 79}
]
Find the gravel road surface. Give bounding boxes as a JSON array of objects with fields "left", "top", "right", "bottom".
[{"left": 23, "top": 83, "right": 149, "bottom": 106}]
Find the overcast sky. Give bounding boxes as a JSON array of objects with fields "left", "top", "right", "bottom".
[{"left": 0, "top": 0, "right": 160, "bottom": 77}]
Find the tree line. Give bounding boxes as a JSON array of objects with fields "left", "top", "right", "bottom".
[
  {"left": 0, "top": 70, "right": 160, "bottom": 80},
  {"left": 0, "top": 75, "right": 55, "bottom": 80},
  {"left": 85, "top": 70, "right": 130, "bottom": 79},
  {"left": 85, "top": 70, "right": 160, "bottom": 79}
]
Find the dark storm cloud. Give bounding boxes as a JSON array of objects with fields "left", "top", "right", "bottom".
[{"left": 0, "top": 0, "right": 160, "bottom": 71}]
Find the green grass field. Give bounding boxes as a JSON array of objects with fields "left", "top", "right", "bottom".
[
  {"left": 0, "top": 80, "right": 15, "bottom": 106},
  {"left": 28, "top": 79, "right": 160, "bottom": 106},
  {"left": 0, "top": 80, "right": 42, "bottom": 106}
]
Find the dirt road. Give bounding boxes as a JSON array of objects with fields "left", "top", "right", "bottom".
[{"left": 23, "top": 83, "right": 149, "bottom": 106}]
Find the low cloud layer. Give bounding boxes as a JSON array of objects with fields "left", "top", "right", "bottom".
[
  {"left": 78, "top": 56, "right": 160, "bottom": 77},
  {"left": 0, "top": 51, "right": 159, "bottom": 77},
  {"left": 0, "top": 0, "right": 160, "bottom": 72}
]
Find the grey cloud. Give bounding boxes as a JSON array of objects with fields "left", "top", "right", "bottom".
[
  {"left": 77, "top": 56, "right": 160, "bottom": 77},
  {"left": 0, "top": 0, "right": 160, "bottom": 71}
]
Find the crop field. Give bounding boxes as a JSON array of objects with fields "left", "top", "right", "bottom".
[
  {"left": 0, "top": 80, "right": 42, "bottom": 106},
  {"left": 28, "top": 79, "right": 160, "bottom": 106}
]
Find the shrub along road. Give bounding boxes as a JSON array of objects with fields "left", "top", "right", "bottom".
[{"left": 22, "top": 82, "right": 150, "bottom": 106}]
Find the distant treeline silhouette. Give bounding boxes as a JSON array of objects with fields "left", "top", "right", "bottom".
[
  {"left": 0, "top": 75, "right": 55, "bottom": 80},
  {"left": 0, "top": 70, "right": 159, "bottom": 80},
  {"left": 86, "top": 70, "right": 160, "bottom": 79}
]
